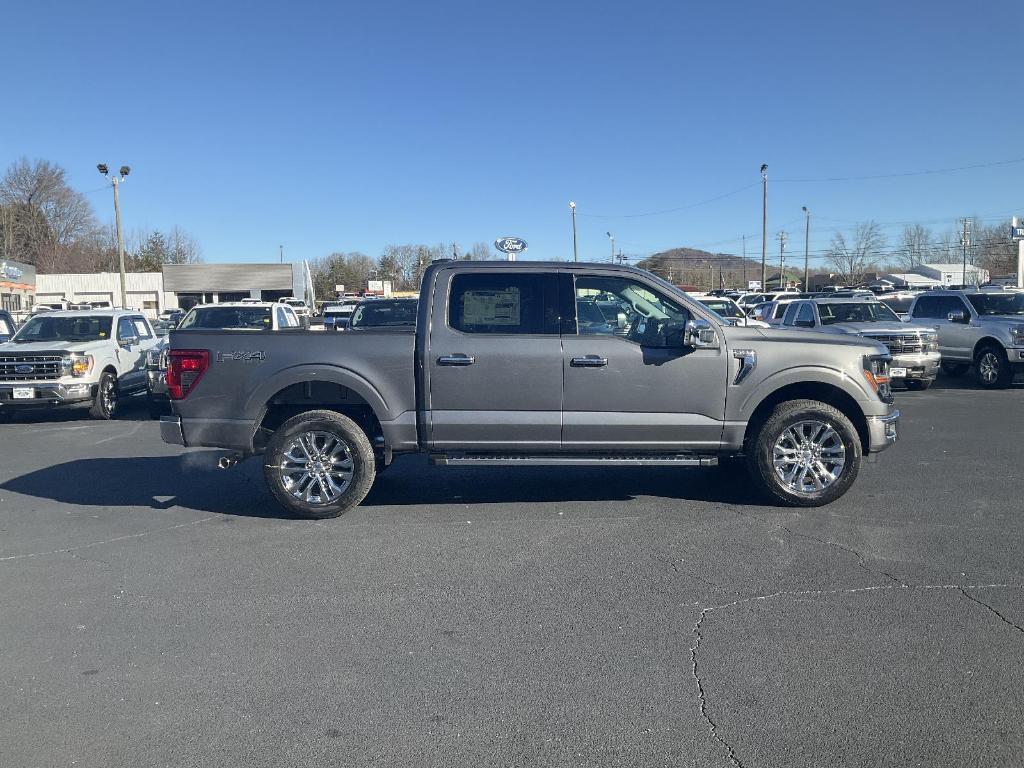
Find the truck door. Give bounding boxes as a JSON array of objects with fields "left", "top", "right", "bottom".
[
  {"left": 561, "top": 270, "right": 729, "bottom": 452},
  {"left": 425, "top": 269, "right": 563, "bottom": 451}
]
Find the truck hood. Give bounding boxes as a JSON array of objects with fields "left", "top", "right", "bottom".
[
  {"left": 824, "top": 322, "right": 932, "bottom": 335},
  {"left": 974, "top": 314, "right": 1024, "bottom": 325},
  {"left": 0, "top": 339, "right": 112, "bottom": 356},
  {"left": 730, "top": 326, "right": 888, "bottom": 355}
]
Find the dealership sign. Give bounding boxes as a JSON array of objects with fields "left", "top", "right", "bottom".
[
  {"left": 494, "top": 237, "right": 527, "bottom": 255},
  {"left": 0, "top": 261, "right": 24, "bottom": 281}
]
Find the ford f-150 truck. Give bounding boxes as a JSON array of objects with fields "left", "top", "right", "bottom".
[
  {"left": 0, "top": 309, "right": 159, "bottom": 419},
  {"left": 161, "top": 261, "right": 900, "bottom": 516}
]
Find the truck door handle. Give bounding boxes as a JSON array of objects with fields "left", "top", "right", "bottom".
[
  {"left": 570, "top": 355, "right": 608, "bottom": 367},
  {"left": 438, "top": 354, "right": 475, "bottom": 366}
]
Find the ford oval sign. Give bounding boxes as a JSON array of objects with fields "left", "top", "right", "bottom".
[{"left": 494, "top": 237, "right": 527, "bottom": 254}]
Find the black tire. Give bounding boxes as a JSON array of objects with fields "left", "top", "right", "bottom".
[
  {"left": 940, "top": 361, "right": 969, "bottom": 378},
  {"left": 263, "top": 410, "right": 376, "bottom": 519},
  {"left": 746, "top": 399, "right": 861, "bottom": 507},
  {"left": 88, "top": 371, "right": 118, "bottom": 420},
  {"left": 974, "top": 345, "right": 1013, "bottom": 389},
  {"left": 904, "top": 379, "right": 931, "bottom": 391}
]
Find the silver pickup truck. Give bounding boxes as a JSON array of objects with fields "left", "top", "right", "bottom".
[
  {"left": 906, "top": 289, "right": 1024, "bottom": 388},
  {"left": 161, "top": 261, "right": 899, "bottom": 516}
]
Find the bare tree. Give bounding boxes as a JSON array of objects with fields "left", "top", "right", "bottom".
[
  {"left": 826, "top": 221, "right": 886, "bottom": 285},
  {"left": 166, "top": 226, "right": 203, "bottom": 265},
  {"left": 0, "top": 157, "right": 97, "bottom": 271},
  {"left": 465, "top": 241, "right": 500, "bottom": 261},
  {"left": 895, "top": 224, "right": 933, "bottom": 271}
]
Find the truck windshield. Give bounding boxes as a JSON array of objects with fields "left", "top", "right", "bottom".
[
  {"left": 179, "top": 307, "right": 272, "bottom": 330},
  {"left": 12, "top": 315, "right": 113, "bottom": 343},
  {"left": 350, "top": 301, "right": 418, "bottom": 327},
  {"left": 818, "top": 302, "right": 901, "bottom": 324},
  {"left": 698, "top": 299, "right": 744, "bottom": 319},
  {"left": 966, "top": 293, "right": 1024, "bottom": 316}
]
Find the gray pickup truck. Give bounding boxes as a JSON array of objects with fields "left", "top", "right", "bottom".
[
  {"left": 906, "top": 289, "right": 1024, "bottom": 388},
  {"left": 161, "top": 261, "right": 900, "bottom": 516}
]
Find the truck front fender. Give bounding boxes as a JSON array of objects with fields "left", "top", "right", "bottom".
[{"left": 732, "top": 365, "right": 876, "bottom": 423}]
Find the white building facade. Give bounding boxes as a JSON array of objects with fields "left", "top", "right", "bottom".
[
  {"left": 35, "top": 272, "right": 169, "bottom": 317},
  {"left": 910, "top": 263, "right": 989, "bottom": 287}
]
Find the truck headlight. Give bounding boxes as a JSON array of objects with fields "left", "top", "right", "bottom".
[
  {"left": 62, "top": 353, "right": 93, "bottom": 377},
  {"left": 863, "top": 354, "right": 893, "bottom": 403},
  {"left": 1010, "top": 325, "right": 1024, "bottom": 346},
  {"left": 922, "top": 332, "right": 939, "bottom": 352}
]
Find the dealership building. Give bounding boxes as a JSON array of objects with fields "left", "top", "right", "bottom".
[
  {"left": 0, "top": 259, "right": 36, "bottom": 313},
  {"left": 29, "top": 262, "right": 309, "bottom": 318}
]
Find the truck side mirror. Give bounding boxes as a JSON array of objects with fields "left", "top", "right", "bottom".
[
  {"left": 684, "top": 319, "right": 720, "bottom": 349},
  {"left": 119, "top": 334, "right": 139, "bottom": 348},
  {"left": 947, "top": 311, "right": 968, "bottom": 324},
  {"left": 794, "top": 318, "right": 815, "bottom": 328}
]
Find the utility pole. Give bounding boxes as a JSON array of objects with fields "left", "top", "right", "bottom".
[
  {"left": 742, "top": 235, "right": 747, "bottom": 289},
  {"left": 760, "top": 164, "right": 768, "bottom": 290},
  {"left": 97, "top": 164, "right": 130, "bottom": 309},
  {"left": 279, "top": 244, "right": 284, "bottom": 264},
  {"left": 708, "top": 263, "right": 714, "bottom": 291},
  {"left": 569, "top": 202, "right": 578, "bottom": 262},
  {"left": 802, "top": 206, "right": 810, "bottom": 291},
  {"left": 777, "top": 231, "right": 788, "bottom": 290},
  {"left": 606, "top": 231, "right": 615, "bottom": 263},
  {"left": 960, "top": 219, "right": 972, "bottom": 287}
]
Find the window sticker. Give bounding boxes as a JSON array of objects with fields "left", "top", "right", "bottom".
[{"left": 462, "top": 289, "right": 520, "bottom": 326}]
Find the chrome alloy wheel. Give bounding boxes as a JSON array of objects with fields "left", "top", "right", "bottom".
[
  {"left": 279, "top": 430, "right": 354, "bottom": 505},
  {"left": 978, "top": 351, "right": 1001, "bottom": 385},
  {"left": 771, "top": 420, "right": 846, "bottom": 495},
  {"left": 101, "top": 377, "right": 117, "bottom": 415}
]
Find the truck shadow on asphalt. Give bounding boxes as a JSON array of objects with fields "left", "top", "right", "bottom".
[
  {"left": 0, "top": 396, "right": 154, "bottom": 424},
  {"left": 0, "top": 453, "right": 766, "bottom": 518}
]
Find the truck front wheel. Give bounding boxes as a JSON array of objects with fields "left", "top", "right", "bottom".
[
  {"left": 746, "top": 399, "right": 861, "bottom": 507},
  {"left": 263, "top": 410, "right": 376, "bottom": 519}
]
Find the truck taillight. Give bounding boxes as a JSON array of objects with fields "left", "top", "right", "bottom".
[{"left": 167, "top": 349, "right": 209, "bottom": 400}]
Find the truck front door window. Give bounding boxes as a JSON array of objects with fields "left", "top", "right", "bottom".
[{"left": 573, "top": 275, "right": 689, "bottom": 348}]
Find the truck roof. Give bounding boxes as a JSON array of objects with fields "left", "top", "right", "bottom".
[{"left": 24, "top": 309, "right": 145, "bottom": 318}]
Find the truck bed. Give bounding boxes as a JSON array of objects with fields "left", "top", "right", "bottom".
[{"left": 167, "top": 327, "right": 417, "bottom": 454}]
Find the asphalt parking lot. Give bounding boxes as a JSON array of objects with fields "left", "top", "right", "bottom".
[{"left": 1, "top": 378, "right": 1022, "bottom": 768}]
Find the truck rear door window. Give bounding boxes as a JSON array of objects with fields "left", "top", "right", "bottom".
[{"left": 448, "top": 273, "right": 558, "bottom": 334}]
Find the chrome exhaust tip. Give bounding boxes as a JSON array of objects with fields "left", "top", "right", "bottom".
[{"left": 217, "top": 453, "right": 241, "bottom": 470}]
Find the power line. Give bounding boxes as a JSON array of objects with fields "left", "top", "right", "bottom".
[
  {"left": 576, "top": 183, "right": 758, "bottom": 219},
  {"left": 774, "top": 156, "right": 1024, "bottom": 183}
]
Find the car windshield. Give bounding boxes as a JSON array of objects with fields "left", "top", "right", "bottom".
[
  {"left": 879, "top": 296, "right": 914, "bottom": 313},
  {"left": 818, "top": 302, "right": 900, "bottom": 324},
  {"left": 966, "top": 293, "right": 1024, "bottom": 315},
  {"left": 12, "top": 315, "right": 113, "bottom": 343},
  {"left": 699, "top": 299, "right": 744, "bottom": 319},
  {"left": 178, "top": 307, "right": 272, "bottom": 329},
  {"left": 350, "top": 301, "right": 418, "bottom": 328}
]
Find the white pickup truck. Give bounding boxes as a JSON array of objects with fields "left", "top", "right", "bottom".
[{"left": 0, "top": 310, "right": 159, "bottom": 419}]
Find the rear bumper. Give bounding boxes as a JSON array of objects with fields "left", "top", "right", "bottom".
[
  {"left": 160, "top": 415, "right": 185, "bottom": 445},
  {"left": 0, "top": 381, "right": 94, "bottom": 408},
  {"left": 865, "top": 409, "right": 900, "bottom": 453}
]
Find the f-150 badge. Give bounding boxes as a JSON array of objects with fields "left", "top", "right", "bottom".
[{"left": 216, "top": 350, "right": 266, "bottom": 362}]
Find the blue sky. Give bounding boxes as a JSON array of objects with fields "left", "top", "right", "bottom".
[{"left": 2, "top": 0, "right": 1022, "bottom": 268}]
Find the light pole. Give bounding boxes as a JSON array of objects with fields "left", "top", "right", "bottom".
[
  {"left": 802, "top": 206, "right": 810, "bottom": 290},
  {"left": 606, "top": 231, "right": 615, "bottom": 263},
  {"left": 279, "top": 244, "right": 284, "bottom": 264},
  {"left": 569, "top": 201, "right": 578, "bottom": 262},
  {"left": 97, "top": 164, "right": 130, "bottom": 309},
  {"left": 760, "top": 164, "right": 768, "bottom": 290}
]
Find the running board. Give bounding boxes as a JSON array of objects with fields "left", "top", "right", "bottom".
[{"left": 430, "top": 454, "right": 718, "bottom": 467}]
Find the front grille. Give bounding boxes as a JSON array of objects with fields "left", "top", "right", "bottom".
[
  {"left": 0, "top": 354, "right": 64, "bottom": 381},
  {"left": 862, "top": 333, "right": 925, "bottom": 355}
]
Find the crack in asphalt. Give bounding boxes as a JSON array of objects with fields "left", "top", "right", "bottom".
[
  {"left": 688, "top": 583, "right": 1023, "bottom": 768},
  {"left": 728, "top": 506, "right": 907, "bottom": 586},
  {"left": 958, "top": 587, "right": 1024, "bottom": 635},
  {"left": 650, "top": 553, "right": 745, "bottom": 597},
  {"left": 0, "top": 516, "right": 219, "bottom": 563}
]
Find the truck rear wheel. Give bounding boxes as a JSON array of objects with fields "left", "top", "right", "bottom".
[
  {"left": 263, "top": 410, "right": 376, "bottom": 519},
  {"left": 746, "top": 399, "right": 861, "bottom": 507}
]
